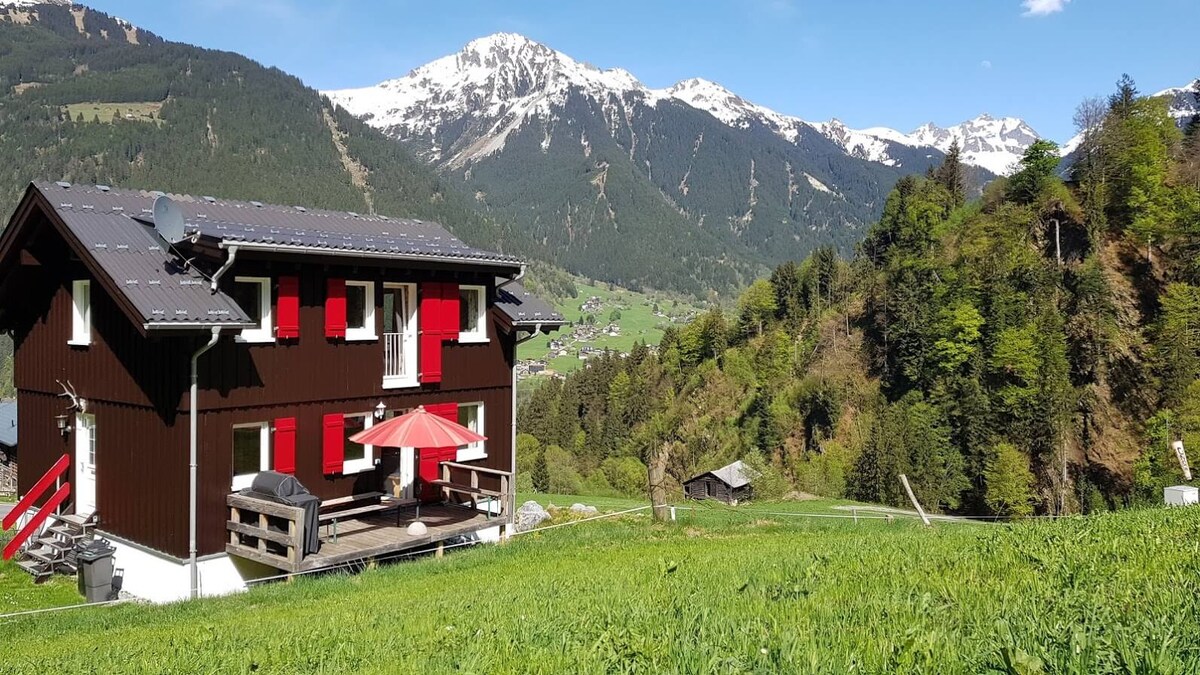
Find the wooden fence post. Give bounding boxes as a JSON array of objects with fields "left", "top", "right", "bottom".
[{"left": 899, "top": 474, "right": 932, "bottom": 527}]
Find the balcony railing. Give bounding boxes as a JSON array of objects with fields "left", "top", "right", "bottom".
[{"left": 383, "top": 332, "right": 406, "bottom": 381}]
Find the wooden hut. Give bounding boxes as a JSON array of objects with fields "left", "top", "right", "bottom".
[{"left": 683, "top": 460, "right": 757, "bottom": 504}]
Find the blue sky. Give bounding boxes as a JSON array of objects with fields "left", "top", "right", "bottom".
[{"left": 90, "top": 0, "right": 1196, "bottom": 141}]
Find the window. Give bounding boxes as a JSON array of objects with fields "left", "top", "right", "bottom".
[
  {"left": 232, "top": 277, "right": 273, "bottom": 343},
  {"left": 345, "top": 281, "right": 376, "bottom": 341},
  {"left": 69, "top": 279, "right": 91, "bottom": 346},
  {"left": 382, "top": 283, "right": 418, "bottom": 388},
  {"left": 232, "top": 422, "right": 271, "bottom": 490},
  {"left": 458, "top": 285, "right": 487, "bottom": 343},
  {"left": 342, "top": 413, "right": 374, "bottom": 474},
  {"left": 456, "top": 402, "right": 486, "bottom": 462}
]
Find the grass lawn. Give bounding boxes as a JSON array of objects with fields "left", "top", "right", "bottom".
[
  {"left": 3, "top": 507, "right": 1198, "bottom": 672},
  {"left": 0, "top": 532, "right": 83, "bottom": 616},
  {"left": 63, "top": 101, "right": 163, "bottom": 125}
]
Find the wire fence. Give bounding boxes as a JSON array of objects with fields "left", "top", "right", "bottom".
[{"left": 0, "top": 498, "right": 1089, "bottom": 621}]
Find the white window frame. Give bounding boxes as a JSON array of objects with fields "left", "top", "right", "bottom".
[
  {"left": 69, "top": 279, "right": 92, "bottom": 346},
  {"left": 383, "top": 282, "right": 418, "bottom": 389},
  {"left": 342, "top": 412, "right": 375, "bottom": 475},
  {"left": 231, "top": 422, "right": 271, "bottom": 491},
  {"left": 457, "top": 285, "right": 489, "bottom": 344},
  {"left": 234, "top": 276, "right": 273, "bottom": 344},
  {"left": 456, "top": 401, "right": 486, "bottom": 462},
  {"left": 345, "top": 281, "right": 377, "bottom": 342}
]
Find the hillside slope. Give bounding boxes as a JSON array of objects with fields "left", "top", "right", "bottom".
[{"left": 0, "top": 3, "right": 527, "bottom": 255}]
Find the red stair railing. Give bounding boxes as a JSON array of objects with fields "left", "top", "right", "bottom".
[
  {"left": 2, "top": 453, "right": 71, "bottom": 560},
  {"left": 3, "top": 483, "right": 70, "bottom": 560}
]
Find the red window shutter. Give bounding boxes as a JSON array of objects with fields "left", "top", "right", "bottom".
[
  {"left": 276, "top": 276, "right": 300, "bottom": 340},
  {"left": 436, "top": 402, "right": 459, "bottom": 423},
  {"left": 274, "top": 417, "right": 297, "bottom": 474},
  {"left": 419, "top": 332, "right": 442, "bottom": 383},
  {"left": 322, "top": 413, "right": 344, "bottom": 475},
  {"left": 442, "top": 283, "right": 460, "bottom": 342},
  {"left": 419, "top": 283, "right": 443, "bottom": 383},
  {"left": 325, "top": 279, "right": 347, "bottom": 339}
]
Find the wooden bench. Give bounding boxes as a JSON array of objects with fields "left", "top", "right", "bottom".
[{"left": 318, "top": 492, "right": 387, "bottom": 542}]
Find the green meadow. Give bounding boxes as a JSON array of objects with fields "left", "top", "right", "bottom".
[{"left": 2, "top": 502, "right": 1198, "bottom": 673}]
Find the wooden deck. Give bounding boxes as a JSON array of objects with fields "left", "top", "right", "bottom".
[
  {"left": 227, "top": 462, "right": 513, "bottom": 574},
  {"left": 227, "top": 500, "right": 502, "bottom": 573},
  {"left": 301, "top": 504, "right": 497, "bottom": 571}
]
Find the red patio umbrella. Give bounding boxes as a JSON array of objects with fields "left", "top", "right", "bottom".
[
  {"left": 348, "top": 405, "right": 487, "bottom": 448},
  {"left": 350, "top": 406, "right": 487, "bottom": 530}
]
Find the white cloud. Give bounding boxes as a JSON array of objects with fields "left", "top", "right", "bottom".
[
  {"left": 1022, "top": 0, "right": 1070, "bottom": 17},
  {"left": 980, "top": 60, "right": 993, "bottom": 69}
]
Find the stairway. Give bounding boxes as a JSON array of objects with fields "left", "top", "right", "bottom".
[{"left": 13, "top": 512, "right": 96, "bottom": 580}]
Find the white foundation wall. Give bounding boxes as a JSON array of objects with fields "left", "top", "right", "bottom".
[{"left": 102, "top": 534, "right": 274, "bottom": 604}]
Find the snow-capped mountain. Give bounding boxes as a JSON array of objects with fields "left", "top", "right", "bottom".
[
  {"left": 813, "top": 115, "right": 1040, "bottom": 175},
  {"left": 324, "top": 33, "right": 999, "bottom": 291},
  {"left": 326, "top": 33, "right": 1032, "bottom": 175},
  {"left": 1157, "top": 80, "right": 1200, "bottom": 125},
  {"left": 327, "top": 33, "right": 664, "bottom": 166}
]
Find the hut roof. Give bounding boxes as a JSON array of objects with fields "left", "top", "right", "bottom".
[{"left": 689, "top": 460, "right": 758, "bottom": 488}]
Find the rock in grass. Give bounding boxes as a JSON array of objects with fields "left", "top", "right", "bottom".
[
  {"left": 516, "top": 501, "right": 550, "bottom": 532},
  {"left": 569, "top": 503, "right": 599, "bottom": 516}
]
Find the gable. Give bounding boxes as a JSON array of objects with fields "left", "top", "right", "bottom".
[{"left": 0, "top": 184, "right": 253, "bottom": 334}]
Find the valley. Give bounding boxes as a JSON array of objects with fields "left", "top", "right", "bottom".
[{"left": 517, "top": 279, "right": 705, "bottom": 376}]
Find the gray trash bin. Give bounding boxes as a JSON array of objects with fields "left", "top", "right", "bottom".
[{"left": 76, "top": 540, "right": 116, "bottom": 603}]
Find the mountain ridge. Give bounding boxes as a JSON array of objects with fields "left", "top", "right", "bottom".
[{"left": 326, "top": 32, "right": 1039, "bottom": 176}]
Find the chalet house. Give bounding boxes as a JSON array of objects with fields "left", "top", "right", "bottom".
[
  {"left": 683, "top": 460, "right": 757, "bottom": 505},
  {"left": 0, "top": 182, "right": 563, "bottom": 602}
]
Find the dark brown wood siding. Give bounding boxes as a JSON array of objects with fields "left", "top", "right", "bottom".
[
  {"left": 13, "top": 224, "right": 518, "bottom": 559},
  {"left": 683, "top": 476, "right": 752, "bottom": 504}
]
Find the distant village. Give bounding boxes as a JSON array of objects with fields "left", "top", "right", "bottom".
[{"left": 516, "top": 293, "right": 696, "bottom": 378}]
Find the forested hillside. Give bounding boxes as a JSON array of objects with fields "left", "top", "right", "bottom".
[
  {"left": 0, "top": 4, "right": 526, "bottom": 253},
  {"left": 518, "top": 77, "right": 1200, "bottom": 514}
]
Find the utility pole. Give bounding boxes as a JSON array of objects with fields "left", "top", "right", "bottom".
[{"left": 1051, "top": 218, "right": 1061, "bottom": 266}]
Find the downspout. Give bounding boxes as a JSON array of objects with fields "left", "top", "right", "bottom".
[
  {"left": 210, "top": 245, "right": 239, "bottom": 293},
  {"left": 510, "top": 322, "right": 542, "bottom": 532},
  {"left": 189, "top": 327, "right": 220, "bottom": 599},
  {"left": 496, "top": 263, "right": 526, "bottom": 291}
]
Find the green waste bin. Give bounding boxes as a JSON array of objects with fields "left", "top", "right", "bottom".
[{"left": 76, "top": 540, "right": 116, "bottom": 603}]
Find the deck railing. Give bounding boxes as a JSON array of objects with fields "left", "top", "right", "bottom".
[
  {"left": 437, "top": 461, "right": 512, "bottom": 518},
  {"left": 226, "top": 493, "right": 305, "bottom": 571},
  {"left": 383, "top": 332, "right": 406, "bottom": 380}
]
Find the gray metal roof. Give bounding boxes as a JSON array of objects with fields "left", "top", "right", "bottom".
[
  {"left": 37, "top": 182, "right": 523, "bottom": 268},
  {"left": 28, "top": 181, "right": 530, "bottom": 332},
  {"left": 692, "top": 460, "right": 758, "bottom": 488},
  {"left": 0, "top": 400, "right": 15, "bottom": 448},
  {"left": 494, "top": 279, "right": 566, "bottom": 327},
  {"left": 52, "top": 206, "right": 253, "bottom": 329}
]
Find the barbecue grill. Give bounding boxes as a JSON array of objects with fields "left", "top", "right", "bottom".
[{"left": 243, "top": 471, "right": 321, "bottom": 555}]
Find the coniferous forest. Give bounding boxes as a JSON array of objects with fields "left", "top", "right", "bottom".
[{"left": 520, "top": 77, "right": 1200, "bottom": 515}]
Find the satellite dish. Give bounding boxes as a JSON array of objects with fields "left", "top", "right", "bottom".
[{"left": 152, "top": 195, "right": 187, "bottom": 244}]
